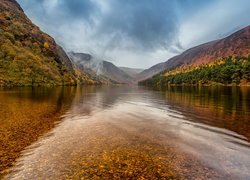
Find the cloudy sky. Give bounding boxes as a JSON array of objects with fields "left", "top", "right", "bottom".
[{"left": 17, "top": 0, "right": 250, "bottom": 68}]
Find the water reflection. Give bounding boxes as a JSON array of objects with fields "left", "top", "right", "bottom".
[
  {"left": 0, "top": 87, "right": 77, "bottom": 177},
  {"left": 1, "top": 86, "right": 250, "bottom": 179},
  {"left": 159, "top": 86, "right": 250, "bottom": 140}
]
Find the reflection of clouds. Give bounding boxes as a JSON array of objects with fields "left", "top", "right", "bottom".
[
  {"left": 4, "top": 86, "right": 250, "bottom": 179},
  {"left": 68, "top": 86, "right": 136, "bottom": 118}
]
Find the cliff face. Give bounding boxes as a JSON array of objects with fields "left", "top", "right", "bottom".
[
  {"left": 0, "top": 0, "right": 95, "bottom": 86},
  {"left": 137, "top": 26, "right": 250, "bottom": 81}
]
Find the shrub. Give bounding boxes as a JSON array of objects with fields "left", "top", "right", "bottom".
[
  {"left": 3, "top": 32, "right": 15, "bottom": 42},
  {"left": 44, "top": 42, "right": 49, "bottom": 49}
]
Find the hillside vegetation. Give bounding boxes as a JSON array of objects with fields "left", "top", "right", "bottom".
[
  {"left": 0, "top": 0, "right": 96, "bottom": 86},
  {"left": 139, "top": 56, "right": 250, "bottom": 87},
  {"left": 137, "top": 26, "right": 250, "bottom": 82}
]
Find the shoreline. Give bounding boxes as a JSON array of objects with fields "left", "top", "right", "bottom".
[{"left": 139, "top": 83, "right": 250, "bottom": 87}]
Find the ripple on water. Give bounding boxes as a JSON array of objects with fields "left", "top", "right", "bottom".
[{"left": 1, "top": 86, "right": 250, "bottom": 179}]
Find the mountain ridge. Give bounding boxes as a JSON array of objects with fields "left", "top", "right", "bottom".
[
  {"left": 68, "top": 52, "right": 134, "bottom": 84},
  {"left": 137, "top": 25, "right": 250, "bottom": 82},
  {"left": 119, "top": 67, "right": 144, "bottom": 79}
]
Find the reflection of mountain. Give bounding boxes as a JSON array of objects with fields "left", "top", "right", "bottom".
[
  {"left": 68, "top": 52, "right": 134, "bottom": 84},
  {"left": 0, "top": 87, "right": 77, "bottom": 177},
  {"left": 3, "top": 86, "right": 250, "bottom": 179},
  {"left": 156, "top": 86, "right": 250, "bottom": 141},
  {"left": 71, "top": 86, "right": 135, "bottom": 115}
]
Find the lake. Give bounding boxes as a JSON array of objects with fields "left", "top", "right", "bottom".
[{"left": 0, "top": 86, "right": 250, "bottom": 179}]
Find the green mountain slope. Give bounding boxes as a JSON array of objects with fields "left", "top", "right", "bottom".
[
  {"left": 139, "top": 26, "right": 250, "bottom": 87},
  {"left": 140, "top": 56, "right": 250, "bottom": 87},
  {"left": 137, "top": 26, "right": 250, "bottom": 82},
  {"left": 0, "top": 0, "right": 96, "bottom": 86}
]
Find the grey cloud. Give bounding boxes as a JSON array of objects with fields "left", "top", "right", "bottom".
[
  {"left": 95, "top": 0, "right": 179, "bottom": 51},
  {"left": 17, "top": 0, "right": 250, "bottom": 68},
  {"left": 18, "top": 0, "right": 181, "bottom": 51},
  {"left": 167, "top": 41, "right": 185, "bottom": 54},
  {"left": 19, "top": 0, "right": 98, "bottom": 24},
  {"left": 54, "top": 0, "right": 98, "bottom": 20}
]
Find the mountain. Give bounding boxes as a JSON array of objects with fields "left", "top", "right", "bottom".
[
  {"left": 137, "top": 26, "right": 250, "bottom": 82},
  {"left": 136, "top": 62, "right": 167, "bottom": 82},
  {"left": 119, "top": 67, "right": 144, "bottom": 79},
  {"left": 140, "top": 56, "right": 250, "bottom": 86},
  {"left": 68, "top": 52, "right": 134, "bottom": 84},
  {"left": 0, "top": 0, "right": 96, "bottom": 86}
]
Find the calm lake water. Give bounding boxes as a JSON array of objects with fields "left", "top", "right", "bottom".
[{"left": 0, "top": 86, "right": 250, "bottom": 179}]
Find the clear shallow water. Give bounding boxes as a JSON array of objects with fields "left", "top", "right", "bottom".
[{"left": 0, "top": 86, "right": 250, "bottom": 179}]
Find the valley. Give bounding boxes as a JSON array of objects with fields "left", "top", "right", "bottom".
[{"left": 0, "top": 0, "right": 250, "bottom": 179}]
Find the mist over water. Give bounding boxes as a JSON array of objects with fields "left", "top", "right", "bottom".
[{"left": 1, "top": 86, "right": 250, "bottom": 179}]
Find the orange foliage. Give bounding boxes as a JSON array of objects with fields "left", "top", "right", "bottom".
[{"left": 43, "top": 42, "right": 49, "bottom": 49}]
